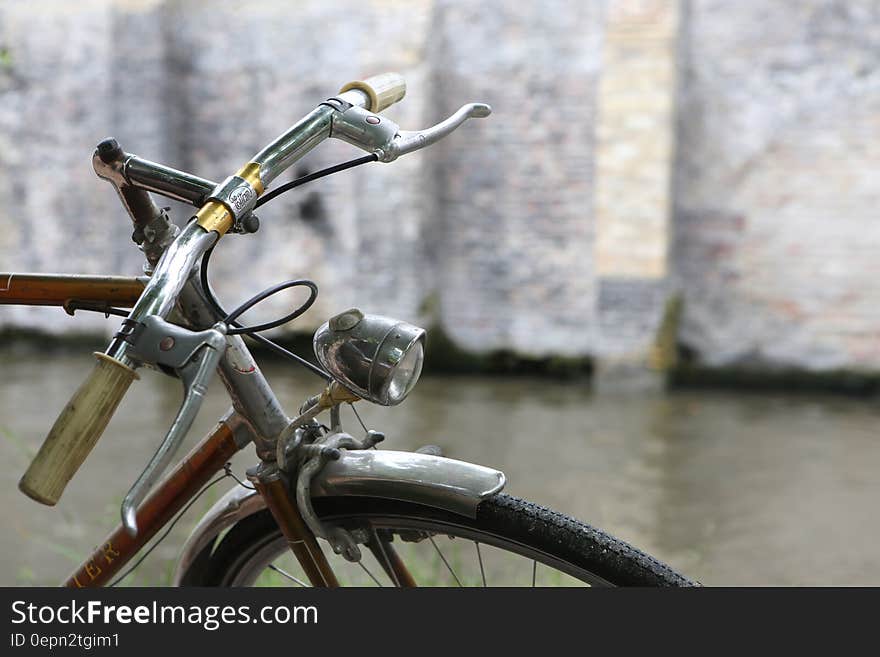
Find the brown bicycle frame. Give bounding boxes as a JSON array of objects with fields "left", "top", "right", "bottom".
[
  {"left": 0, "top": 273, "right": 350, "bottom": 587},
  {"left": 0, "top": 273, "right": 146, "bottom": 310},
  {"left": 66, "top": 417, "right": 244, "bottom": 587}
]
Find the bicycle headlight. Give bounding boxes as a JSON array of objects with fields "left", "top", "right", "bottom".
[{"left": 313, "top": 309, "right": 426, "bottom": 406}]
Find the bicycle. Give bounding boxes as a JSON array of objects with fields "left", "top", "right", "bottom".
[{"left": 2, "top": 73, "right": 695, "bottom": 587}]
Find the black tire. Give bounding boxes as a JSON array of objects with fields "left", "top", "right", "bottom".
[{"left": 180, "top": 493, "right": 696, "bottom": 587}]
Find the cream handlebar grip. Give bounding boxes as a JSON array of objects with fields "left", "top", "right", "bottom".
[
  {"left": 339, "top": 72, "right": 407, "bottom": 113},
  {"left": 19, "top": 353, "right": 139, "bottom": 506}
]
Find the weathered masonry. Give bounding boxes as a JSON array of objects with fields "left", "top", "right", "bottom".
[{"left": 1, "top": 1, "right": 878, "bottom": 377}]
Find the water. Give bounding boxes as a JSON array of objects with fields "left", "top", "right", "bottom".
[{"left": 2, "top": 347, "right": 879, "bottom": 586}]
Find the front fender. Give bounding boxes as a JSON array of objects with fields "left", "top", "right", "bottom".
[{"left": 172, "top": 450, "right": 505, "bottom": 585}]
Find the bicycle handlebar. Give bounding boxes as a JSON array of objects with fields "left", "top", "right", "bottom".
[
  {"left": 20, "top": 72, "right": 489, "bottom": 513},
  {"left": 18, "top": 73, "right": 406, "bottom": 508}
]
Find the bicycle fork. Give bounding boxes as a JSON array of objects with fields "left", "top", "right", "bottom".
[{"left": 248, "top": 462, "right": 340, "bottom": 588}]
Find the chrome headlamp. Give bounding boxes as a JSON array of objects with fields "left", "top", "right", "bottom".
[{"left": 313, "top": 309, "right": 426, "bottom": 406}]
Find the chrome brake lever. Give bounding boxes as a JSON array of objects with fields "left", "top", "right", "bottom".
[
  {"left": 381, "top": 103, "right": 492, "bottom": 162},
  {"left": 119, "top": 315, "right": 227, "bottom": 536},
  {"left": 329, "top": 102, "right": 492, "bottom": 162}
]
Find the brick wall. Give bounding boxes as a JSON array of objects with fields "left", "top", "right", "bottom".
[
  {"left": 1, "top": 0, "right": 878, "bottom": 374},
  {"left": 673, "top": 0, "right": 880, "bottom": 371}
]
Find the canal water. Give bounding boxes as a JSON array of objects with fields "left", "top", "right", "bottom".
[{"left": 2, "top": 347, "right": 879, "bottom": 585}]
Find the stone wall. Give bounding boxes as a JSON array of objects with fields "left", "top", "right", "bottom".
[
  {"left": 674, "top": 0, "right": 880, "bottom": 372},
  {"left": 594, "top": 0, "right": 678, "bottom": 375},
  {"left": 1, "top": 0, "right": 878, "bottom": 374}
]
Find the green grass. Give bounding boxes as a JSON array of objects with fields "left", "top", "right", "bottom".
[{"left": 0, "top": 425, "right": 34, "bottom": 463}]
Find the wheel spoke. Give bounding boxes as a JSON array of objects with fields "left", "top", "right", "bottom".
[
  {"left": 429, "top": 536, "right": 463, "bottom": 586},
  {"left": 366, "top": 530, "right": 415, "bottom": 587},
  {"left": 267, "top": 563, "right": 307, "bottom": 587},
  {"left": 358, "top": 561, "right": 384, "bottom": 587},
  {"left": 375, "top": 544, "right": 402, "bottom": 587},
  {"left": 475, "top": 542, "right": 487, "bottom": 587}
]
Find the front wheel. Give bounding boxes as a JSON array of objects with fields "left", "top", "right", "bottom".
[{"left": 180, "top": 494, "right": 696, "bottom": 587}]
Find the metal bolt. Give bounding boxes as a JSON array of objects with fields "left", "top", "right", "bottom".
[
  {"left": 159, "top": 336, "right": 175, "bottom": 351},
  {"left": 329, "top": 308, "right": 364, "bottom": 331},
  {"left": 96, "top": 138, "right": 122, "bottom": 164},
  {"left": 241, "top": 213, "right": 260, "bottom": 234},
  {"left": 322, "top": 447, "right": 341, "bottom": 461}
]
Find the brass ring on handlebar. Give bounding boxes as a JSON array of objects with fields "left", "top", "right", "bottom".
[{"left": 195, "top": 162, "right": 265, "bottom": 235}]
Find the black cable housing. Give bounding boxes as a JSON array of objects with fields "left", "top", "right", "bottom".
[
  {"left": 199, "top": 245, "right": 329, "bottom": 380},
  {"left": 254, "top": 154, "right": 377, "bottom": 209},
  {"left": 222, "top": 278, "right": 318, "bottom": 335},
  {"left": 198, "top": 153, "right": 378, "bottom": 380}
]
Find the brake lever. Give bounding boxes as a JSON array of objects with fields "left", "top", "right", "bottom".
[
  {"left": 119, "top": 315, "right": 227, "bottom": 536},
  {"left": 383, "top": 103, "right": 492, "bottom": 162},
  {"left": 329, "top": 102, "right": 492, "bottom": 162}
]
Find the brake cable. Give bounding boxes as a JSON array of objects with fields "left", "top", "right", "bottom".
[
  {"left": 199, "top": 153, "right": 378, "bottom": 380},
  {"left": 254, "top": 153, "right": 377, "bottom": 209}
]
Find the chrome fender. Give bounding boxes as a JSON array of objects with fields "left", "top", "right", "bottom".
[{"left": 172, "top": 450, "right": 506, "bottom": 584}]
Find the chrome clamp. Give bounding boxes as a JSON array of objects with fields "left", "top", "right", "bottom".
[
  {"left": 288, "top": 429, "right": 384, "bottom": 562},
  {"left": 92, "top": 140, "right": 182, "bottom": 271},
  {"left": 206, "top": 175, "right": 261, "bottom": 234}
]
